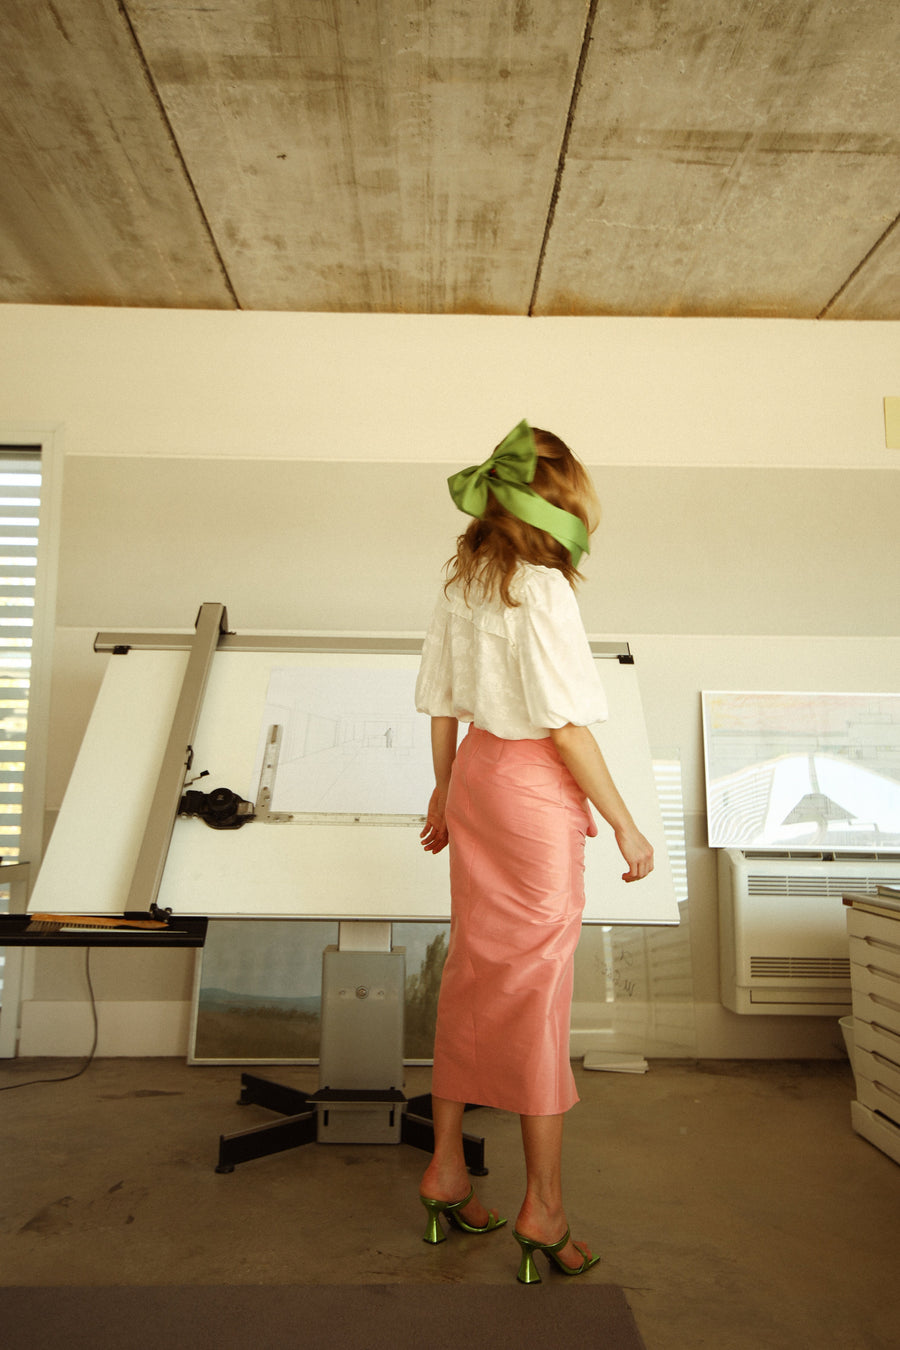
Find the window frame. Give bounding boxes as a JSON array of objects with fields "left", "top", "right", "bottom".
[{"left": 0, "top": 422, "right": 63, "bottom": 1058}]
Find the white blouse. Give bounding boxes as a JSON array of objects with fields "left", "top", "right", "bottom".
[{"left": 415, "top": 562, "right": 608, "bottom": 741}]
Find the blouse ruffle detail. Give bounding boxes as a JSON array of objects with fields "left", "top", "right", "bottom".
[{"left": 415, "top": 563, "right": 608, "bottom": 741}]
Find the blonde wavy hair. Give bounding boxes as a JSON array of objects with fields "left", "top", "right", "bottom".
[{"left": 445, "top": 428, "right": 600, "bottom": 607}]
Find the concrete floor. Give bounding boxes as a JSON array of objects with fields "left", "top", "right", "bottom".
[{"left": 1, "top": 1057, "right": 897, "bottom": 1350}]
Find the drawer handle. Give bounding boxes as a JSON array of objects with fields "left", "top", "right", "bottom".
[
  {"left": 872, "top": 1079, "right": 900, "bottom": 1107},
  {"left": 871, "top": 1020, "right": 900, "bottom": 1050},
  {"left": 870, "top": 993, "right": 900, "bottom": 1016},
  {"left": 860, "top": 936, "right": 900, "bottom": 956}
]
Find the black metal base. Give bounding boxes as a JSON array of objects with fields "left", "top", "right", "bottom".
[{"left": 215, "top": 1073, "right": 488, "bottom": 1175}]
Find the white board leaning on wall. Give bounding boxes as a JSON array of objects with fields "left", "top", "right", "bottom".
[{"left": 30, "top": 642, "right": 677, "bottom": 925}]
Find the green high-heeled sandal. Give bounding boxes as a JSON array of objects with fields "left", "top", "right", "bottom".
[
  {"left": 420, "top": 1187, "right": 508, "bottom": 1244},
  {"left": 513, "top": 1227, "right": 601, "bottom": 1284}
]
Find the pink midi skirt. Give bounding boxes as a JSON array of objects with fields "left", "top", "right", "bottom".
[{"left": 431, "top": 726, "right": 597, "bottom": 1116}]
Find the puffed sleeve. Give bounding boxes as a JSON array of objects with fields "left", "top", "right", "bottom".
[
  {"left": 415, "top": 592, "right": 455, "bottom": 715},
  {"left": 514, "top": 569, "right": 608, "bottom": 729}
]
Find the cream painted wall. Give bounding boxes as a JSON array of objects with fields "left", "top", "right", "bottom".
[
  {"left": 3, "top": 305, "right": 899, "bottom": 1061},
  {"left": 52, "top": 458, "right": 900, "bottom": 637},
  {"left": 1, "top": 304, "right": 898, "bottom": 468}
]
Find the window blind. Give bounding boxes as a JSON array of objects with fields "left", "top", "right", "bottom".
[{"left": 0, "top": 449, "right": 41, "bottom": 865}]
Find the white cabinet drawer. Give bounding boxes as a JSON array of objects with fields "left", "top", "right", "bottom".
[
  {"left": 851, "top": 1100, "right": 900, "bottom": 1166},
  {"left": 848, "top": 912, "right": 900, "bottom": 978},
  {"left": 850, "top": 961, "right": 900, "bottom": 1039},
  {"left": 856, "top": 1072, "right": 900, "bottom": 1127},
  {"left": 847, "top": 905, "right": 900, "bottom": 954},
  {"left": 854, "top": 1015, "right": 900, "bottom": 1067},
  {"left": 849, "top": 932, "right": 900, "bottom": 976},
  {"left": 855, "top": 1045, "right": 900, "bottom": 1098}
]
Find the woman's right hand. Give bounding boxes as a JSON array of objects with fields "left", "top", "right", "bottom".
[{"left": 420, "top": 787, "right": 450, "bottom": 854}]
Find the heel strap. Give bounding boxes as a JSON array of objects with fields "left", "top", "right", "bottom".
[
  {"left": 420, "top": 1186, "right": 475, "bottom": 1214},
  {"left": 513, "top": 1226, "right": 571, "bottom": 1254},
  {"left": 544, "top": 1227, "right": 571, "bottom": 1254},
  {"left": 445, "top": 1186, "right": 476, "bottom": 1214}
]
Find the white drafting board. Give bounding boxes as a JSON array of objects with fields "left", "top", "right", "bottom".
[{"left": 30, "top": 644, "right": 677, "bottom": 924}]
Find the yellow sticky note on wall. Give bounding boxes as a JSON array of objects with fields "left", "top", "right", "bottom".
[{"left": 885, "top": 397, "right": 900, "bottom": 449}]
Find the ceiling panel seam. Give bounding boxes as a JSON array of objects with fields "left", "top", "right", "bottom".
[
  {"left": 817, "top": 207, "right": 900, "bottom": 319},
  {"left": 528, "top": 0, "right": 599, "bottom": 317},
  {"left": 119, "top": 0, "right": 241, "bottom": 309}
]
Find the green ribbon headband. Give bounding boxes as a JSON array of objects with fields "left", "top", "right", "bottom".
[{"left": 447, "top": 420, "right": 590, "bottom": 568}]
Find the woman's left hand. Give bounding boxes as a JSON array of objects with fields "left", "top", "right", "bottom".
[
  {"left": 615, "top": 824, "right": 655, "bottom": 883},
  {"left": 420, "top": 788, "right": 450, "bottom": 854}
]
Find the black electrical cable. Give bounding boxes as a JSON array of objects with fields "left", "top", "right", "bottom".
[{"left": 0, "top": 947, "right": 99, "bottom": 1091}]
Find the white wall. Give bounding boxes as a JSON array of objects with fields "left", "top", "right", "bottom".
[
  {"left": 1, "top": 306, "right": 897, "bottom": 468},
  {"left": 2, "top": 305, "right": 899, "bottom": 1059}
]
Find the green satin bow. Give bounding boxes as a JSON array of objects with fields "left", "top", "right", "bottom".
[{"left": 447, "top": 420, "right": 590, "bottom": 567}]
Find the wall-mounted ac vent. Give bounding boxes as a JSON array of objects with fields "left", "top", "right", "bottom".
[
  {"left": 717, "top": 849, "right": 898, "bottom": 1016},
  {"left": 749, "top": 956, "right": 851, "bottom": 981},
  {"left": 743, "top": 851, "right": 900, "bottom": 863},
  {"left": 747, "top": 871, "right": 900, "bottom": 898}
]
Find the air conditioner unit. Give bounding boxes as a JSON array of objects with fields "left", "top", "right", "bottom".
[{"left": 718, "top": 848, "right": 900, "bottom": 1015}]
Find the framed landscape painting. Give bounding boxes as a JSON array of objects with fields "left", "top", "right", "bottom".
[{"left": 189, "top": 918, "right": 448, "bottom": 1065}]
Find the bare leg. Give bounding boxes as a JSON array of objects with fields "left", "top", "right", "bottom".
[
  {"left": 419, "top": 1095, "right": 494, "bottom": 1227},
  {"left": 515, "top": 1113, "right": 594, "bottom": 1270}
]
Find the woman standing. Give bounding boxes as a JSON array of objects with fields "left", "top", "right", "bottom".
[{"left": 414, "top": 420, "right": 654, "bottom": 1284}]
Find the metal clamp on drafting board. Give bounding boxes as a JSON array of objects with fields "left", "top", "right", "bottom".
[
  {"left": 178, "top": 786, "right": 255, "bottom": 830},
  {"left": 173, "top": 709, "right": 282, "bottom": 831},
  {"left": 173, "top": 725, "right": 293, "bottom": 829}
]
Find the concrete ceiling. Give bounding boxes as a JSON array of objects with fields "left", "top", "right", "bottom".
[{"left": 2, "top": 0, "right": 899, "bottom": 318}]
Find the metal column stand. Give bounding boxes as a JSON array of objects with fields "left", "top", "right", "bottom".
[{"left": 216, "top": 921, "right": 487, "bottom": 1175}]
